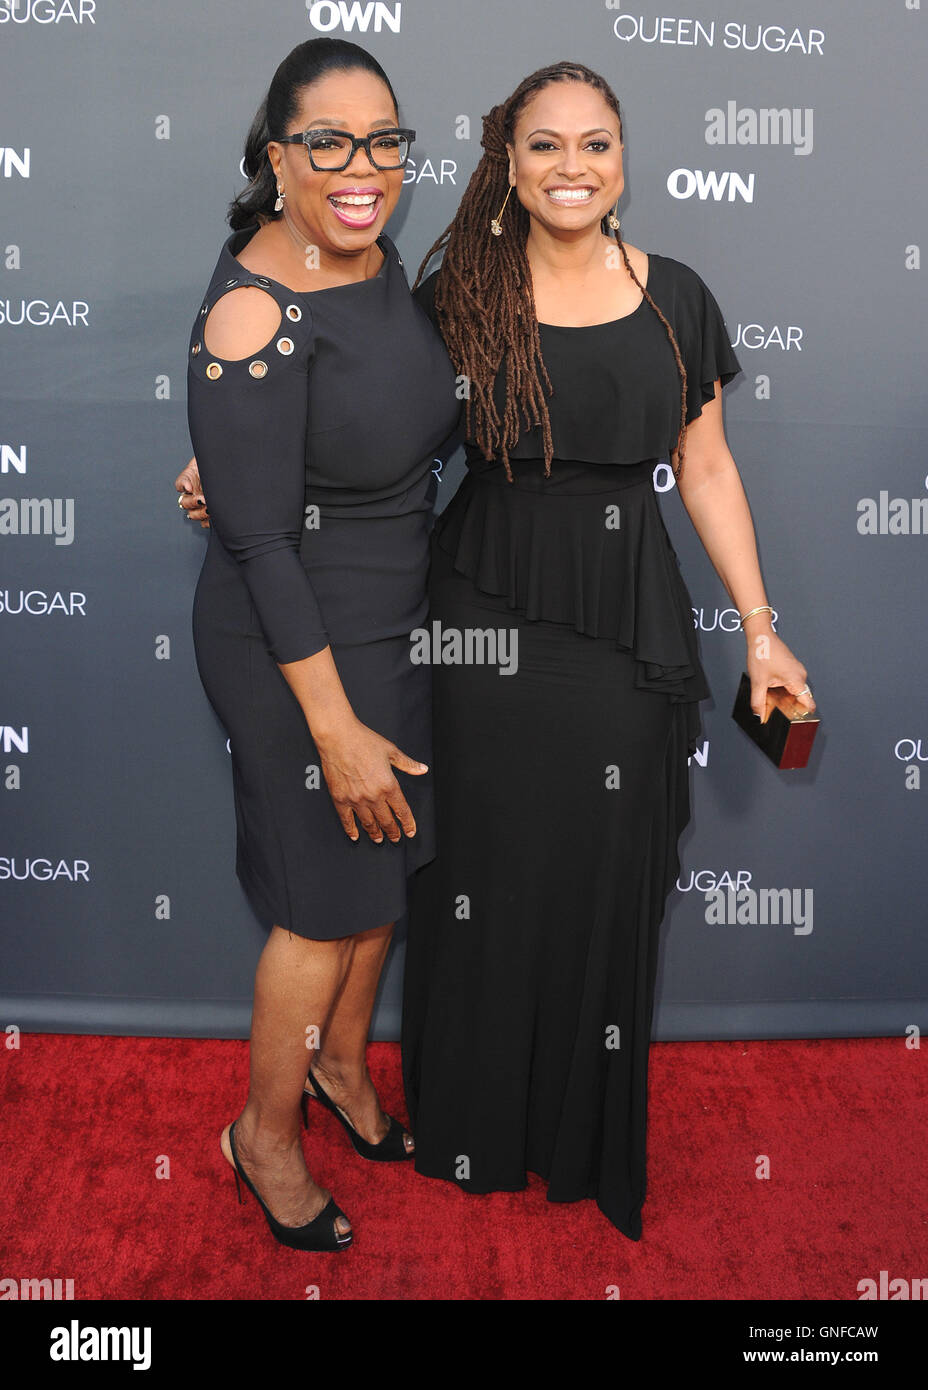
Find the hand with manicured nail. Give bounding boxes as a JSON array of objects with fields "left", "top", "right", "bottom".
[{"left": 175, "top": 456, "right": 210, "bottom": 527}]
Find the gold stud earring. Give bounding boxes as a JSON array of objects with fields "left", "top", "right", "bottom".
[
  {"left": 490, "top": 184, "right": 513, "bottom": 237},
  {"left": 608, "top": 203, "right": 621, "bottom": 231},
  {"left": 274, "top": 186, "right": 285, "bottom": 213}
]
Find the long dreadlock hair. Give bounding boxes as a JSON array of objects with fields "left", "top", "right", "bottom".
[{"left": 413, "top": 61, "right": 689, "bottom": 482}]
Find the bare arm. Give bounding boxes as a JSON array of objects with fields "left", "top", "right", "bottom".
[{"left": 673, "top": 383, "right": 815, "bottom": 718}]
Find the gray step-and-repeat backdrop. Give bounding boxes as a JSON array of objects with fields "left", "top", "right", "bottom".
[{"left": 1, "top": 1, "right": 925, "bottom": 1041}]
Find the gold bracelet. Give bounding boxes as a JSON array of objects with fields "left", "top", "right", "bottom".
[{"left": 739, "top": 604, "right": 773, "bottom": 628}]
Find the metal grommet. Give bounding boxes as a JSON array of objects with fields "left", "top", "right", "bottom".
[
  {"left": 199, "top": 303, "right": 208, "bottom": 317},
  {"left": 254, "top": 276, "right": 271, "bottom": 288},
  {"left": 206, "top": 362, "right": 223, "bottom": 380},
  {"left": 225, "top": 277, "right": 238, "bottom": 288},
  {"left": 191, "top": 342, "right": 201, "bottom": 356},
  {"left": 249, "top": 360, "right": 268, "bottom": 378},
  {"left": 286, "top": 304, "right": 302, "bottom": 322},
  {"left": 276, "top": 337, "right": 294, "bottom": 356}
]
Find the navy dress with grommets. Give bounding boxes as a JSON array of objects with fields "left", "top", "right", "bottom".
[{"left": 186, "top": 226, "right": 460, "bottom": 939}]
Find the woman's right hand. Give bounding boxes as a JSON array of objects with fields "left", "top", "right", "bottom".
[
  {"left": 176, "top": 457, "right": 210, "bottom": 527},
  {"left": 314, "top": 714, "right": 428, "bottom": 844}
]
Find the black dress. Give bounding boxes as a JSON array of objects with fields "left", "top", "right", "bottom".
[
  {"left": 402, "top": 252, "right": 742, "bottom": 1238},
  {"left": 187, "top": 228, "right": 459, "bottom": 940}
]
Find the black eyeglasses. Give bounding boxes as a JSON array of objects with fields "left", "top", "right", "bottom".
[{"left": 276, "top": 127, "right": 416, "bottom": 172}]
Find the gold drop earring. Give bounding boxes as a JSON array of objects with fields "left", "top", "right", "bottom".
[
  {"left": 490, "top": 184, "right": 513, "bottom": 237},
  {"left": 608, "top": 202, "right": 620, "bottom": 231}
]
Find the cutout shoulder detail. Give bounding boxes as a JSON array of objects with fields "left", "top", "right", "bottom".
[{"left": 203, "top": 285, "right": 283, "bottom": 362}]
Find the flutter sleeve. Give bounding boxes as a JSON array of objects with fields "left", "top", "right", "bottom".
[
  {"left": 186, "top": 283, "right": 329, "bottom": 665},
  {"left": 675, "top": 263, "right": 743, "bottom": 424}
]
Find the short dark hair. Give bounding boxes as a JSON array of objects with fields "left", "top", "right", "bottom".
[{"left": 228, "top": 38, "right": 400, "bottom": 230}]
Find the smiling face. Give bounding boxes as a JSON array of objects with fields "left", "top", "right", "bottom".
[
  {"left": 506, "top": 80, "right": 624, "bottom": 236},
  {"left": 267, "top": 67, "right": 406, "bottom": 257}
]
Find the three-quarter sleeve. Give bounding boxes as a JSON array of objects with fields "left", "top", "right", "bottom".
[
  {"left": 186, "top": 300, "right": 330, "bottom": 665},
  {"left": 678, "top": 267, "right": 743, "bottom": 424}
]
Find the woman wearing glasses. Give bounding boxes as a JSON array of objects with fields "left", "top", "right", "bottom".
[
  {"left": 182, "top": 46, "right": 815, "bottom": 1249},
  {"left": 184, "top": 37, "right": 458, "bottom": 1250}
]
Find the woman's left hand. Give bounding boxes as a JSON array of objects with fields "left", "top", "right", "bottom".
[
  {"left": 745, "top": 629, "right": 816, "bottom": 721},
  {"left": 176, "top": 457, "right": 210, "bottom": 527}
]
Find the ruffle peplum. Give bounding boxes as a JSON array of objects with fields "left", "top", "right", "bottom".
[{"left": 433, "top": 457, "right": 711, "bottom": 753}]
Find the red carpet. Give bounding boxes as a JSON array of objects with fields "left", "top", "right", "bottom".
[{"left": 1, "top": 1035, "right": 924, "bottom": 1300}]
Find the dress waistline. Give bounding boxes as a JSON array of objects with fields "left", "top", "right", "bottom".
[
  {"left": 432, "top": 468, "right": 710, "bottom": 726},
  {"left": 464, "top": 458, "right": 658, "bottom": 495}
]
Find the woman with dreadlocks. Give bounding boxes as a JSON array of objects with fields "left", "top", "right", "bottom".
[{"left": 400, "top": 62, "right": 815, "bottom": 1239}]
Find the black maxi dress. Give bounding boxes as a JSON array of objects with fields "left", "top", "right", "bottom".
[
  {"left": 402, "top": 253, "right": 742, "bottom": 1238},
  {"left": 187, "top": 228, "right": 459, "bottom": 940}
]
